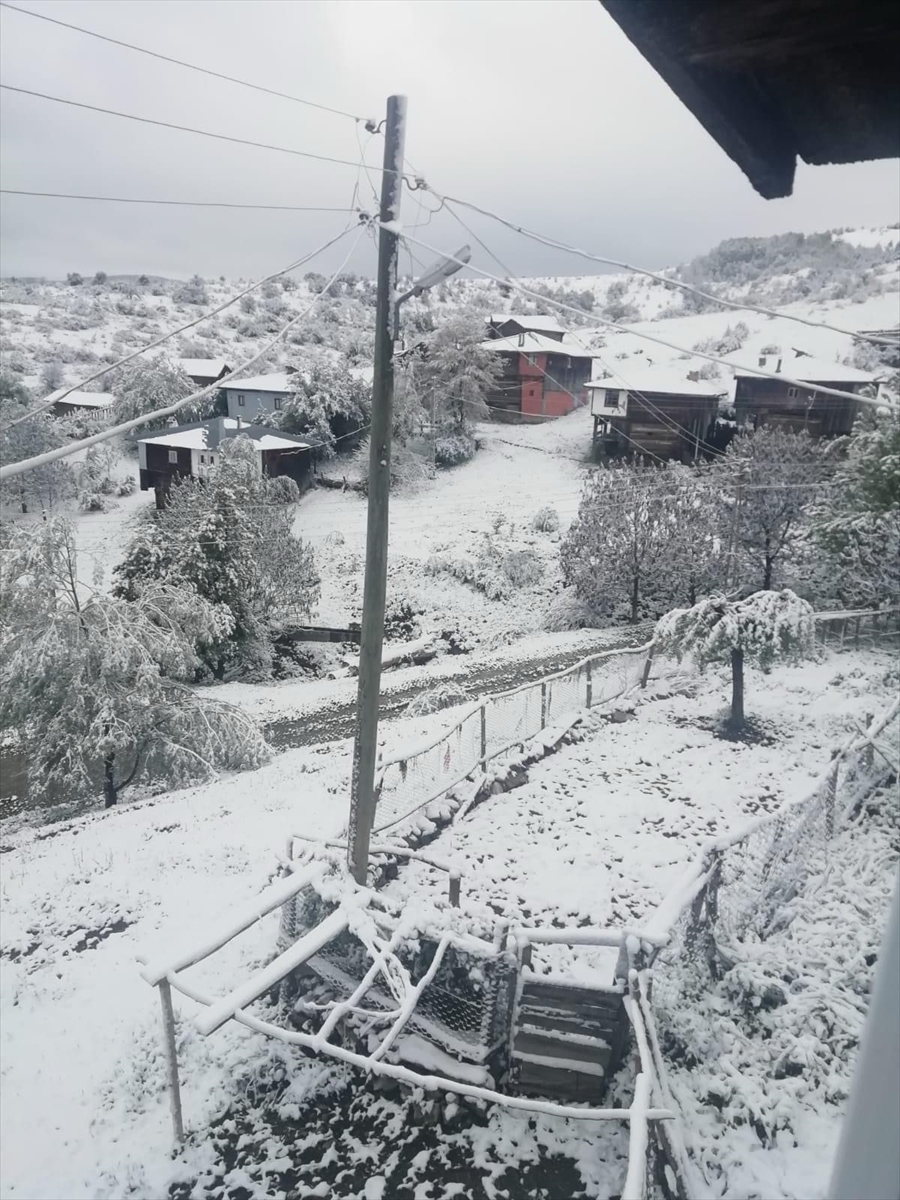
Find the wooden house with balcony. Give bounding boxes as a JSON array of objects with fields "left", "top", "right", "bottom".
[
  {"left": 137, "top": 416, "right": 312, "bottom": 507},
  {"left": 481, "top": 331, "right": 595, "bottom": 421},
  {"left": 587, "top": 370, "right": 725, "bottom": 460},
  {"left": 732, "top": 353, "right": 878, "bottom": 436}
]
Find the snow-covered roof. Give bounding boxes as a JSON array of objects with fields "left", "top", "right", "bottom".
[
  {"left": 219, "top": 372, "right": 294, "bottom": 394},
  {"left": 137, "top": 417, "right": 310, "bottom": 451},
  {"left": 481, "top": 332, "right": 595, "bottom": 358},
  {"left": 587, "top": 370, "right": 726, "bottom": 397},
  {"left": 46, "top": 388, "right": 114, "bottom": 408},
  {"left": 489, "top": 314, "right": 567, "bottom": 335},
  {"left": 178, "top": 358, "right": 230, "bottom": 378},
  {"left": 732, "top": 354, "right": 876, "bottom": 383}
]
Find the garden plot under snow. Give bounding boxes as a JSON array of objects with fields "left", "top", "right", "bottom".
[{"left": 0, "top": 643, "right": 896, "bottom": 1199}]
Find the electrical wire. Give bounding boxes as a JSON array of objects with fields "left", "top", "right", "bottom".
[
  {"left": 0, "top": 189, "right": 364, "bottom": 213},
  {"left": 5, "top": 229, "right": 357, "bottom": 429},
  {"left": 0, "top": 85, "right": 410, "bottom": 179},
  {"left": 435, "top": 193, "right": 900, "bottom": 348},
  {"left": 0, "top": 1, "right": 373, "bottom": 124},
  {"left": 0, "top": 224, "right": 367, "bottom": 480},
  {"left": 393, "top": 229, "right": 898, "bottom": 412}
]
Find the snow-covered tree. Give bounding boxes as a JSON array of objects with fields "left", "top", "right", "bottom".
[
  {"left": 278, "top": 362, "right": 371, "bottom": 454},
  {"left": 809, "top": 413, "right": 900, "bottom": 607},
  {"left": 112, "top": 356, "right": 197, "bottom": 427},
  {"left": 561, "top": 464, "right": 675, "bottom": 622},
  {"left": 113, "top": 437, "right": 319, "bottom": 677},
  {"left": 40, "top": 361, "right": 64, "bottom": 394},
  {"left": 664, "top": 466, "right": 726, "bottom": 605},
  {"left": 712, "top": 428, "right": 828, "bottom": 591},
  {"left": 398, "top": 315, "right": 503, "bottom": 466},
  {"left": 655, "top": 589, "right": 815, "bottom": 729},
  {"left": 0, "top": 519, "right": 268, "bottom": 807},
  {"left": 0, "top": 376, "right": 75, "bottom": 513}
]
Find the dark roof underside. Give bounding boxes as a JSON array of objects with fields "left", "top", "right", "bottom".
[{"left": 600, "top": 0, "right": 900, "bottom": 198}]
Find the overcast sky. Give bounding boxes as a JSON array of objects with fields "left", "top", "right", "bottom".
[{"left": 1, "top": 0, "right": 898, "bottom": 282}]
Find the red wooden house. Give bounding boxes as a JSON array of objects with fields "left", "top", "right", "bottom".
[{"left": 481, "top": 330, "right": 595, "bottom": 421}]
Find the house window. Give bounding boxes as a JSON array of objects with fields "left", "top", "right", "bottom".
[
  {"left": 787, "top": 386, "right": 800, "bottom": 398},
  {"left": 274, "top": 397, "right": 282, "bottom": 411},
  {"left": 606, "top": 389, "right": 620, "bottom": 407},
  {"left": 209, "top": 455, "right": 215, "bottom": 466},
  {"left": 199, "top": 453, "right": 206, "bottom": 464},
  {"left": 237, "top": 394, "right": 245, "bottom": 407},
  {"left": 168, "top": 449, "right": 178, "bottom": 464},
  {"left": 526, "top": 354, "right": 537, "bottom": 366}
]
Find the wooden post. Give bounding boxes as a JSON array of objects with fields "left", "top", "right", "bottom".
[
  {"left": 448, "top": 871, "right": 461, "bottom": 908},
  {"left": 540, "top": 682, "right": 548, "bottom": 728},
  {"left": 520, "top": 941, "right": 533, "bottom": 970},
  {"left": 158, "top": 980, "right": 184, "bottom": 1144},
  {"left": 641, "top": 643, "right": 655, "bottom": 689},
  {"left": 864, "top": 713, "right": 874, "bottom": 771},
  {"left": 854, "top": 616, "right": 861, "bottom": 650},
  {"left": 585, "top": 660, "right": 593, "bottom": 708},
  {"left": 480, "top": 702, "right": 487, "bottom": 764},
  {"left": 493, "top": 920, "right": 509, "bottom": 954}
]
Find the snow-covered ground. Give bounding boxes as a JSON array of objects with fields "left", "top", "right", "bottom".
[{"left": 1, "top": 644, "right": 896, "bottom": 1198}]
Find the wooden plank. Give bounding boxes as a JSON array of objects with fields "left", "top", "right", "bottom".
[
  {"left": 513, "top": 1030, "right": 612, "bottom": 1069},
  {"left": 516, "top": 1007, "right": 620, "bottom": 1039}
]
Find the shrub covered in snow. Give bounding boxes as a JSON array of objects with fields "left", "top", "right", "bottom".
[
  {"left": 434, "top": 430, "right": 476, "bottom": 467},
  {"left": 532, "top": 505, "right": 560, "bottom": 532},
  {"left": 404, "top": 683, "right": 470, "bottom": 717}
]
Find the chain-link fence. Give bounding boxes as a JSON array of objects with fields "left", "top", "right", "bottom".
[
  {"left": 648, "top": 701, "right": 899, "bottom": 1018},
  {"left": 371, "top": 644, "right": 652, "bottom": 833}
]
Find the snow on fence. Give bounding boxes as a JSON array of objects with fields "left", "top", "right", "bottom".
[
  {"left": 371, "top": 643, "right": 653, "bottom": 833},
  {"left": 641, "top": 696, "right": 900, "bottom": 1030}
]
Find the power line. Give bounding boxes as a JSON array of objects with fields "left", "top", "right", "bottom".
[
  {"left": 394, "top": 230, "right": 898, "bottom": 412},
  {"left": 5, "top": 229, "right": 356, "bottom": 429},
  {"left": 0, "top": 1, "right": 372, "bottom": 125},
  {"left": 0, "top": 85, "right": 410, "bottom": 179},
  {"left": 0, "top": 189, "right": 364, "bottom": 213},
  {"left": 435, "top": 193, "right": 900, "bottom": 349},
  {"left": 0, "top": 224, "right": 367, "bottom": 480}
]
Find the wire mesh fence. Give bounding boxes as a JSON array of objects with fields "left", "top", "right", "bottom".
[
  {"left": 371, "top": 644, "right": 652, "bottom": 833},
  {"left": 648, "top": 704, "right": 899, "bottom": 1019}
]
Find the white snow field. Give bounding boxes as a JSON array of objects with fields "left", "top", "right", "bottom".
[{"left": 1, "top": 644, "right": 896, "bottom": 1199}]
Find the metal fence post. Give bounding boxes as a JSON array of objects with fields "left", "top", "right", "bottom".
[
  {"left": 449, "top": 871, "right": 461, "bottom": 908},
  {"left": 480, "top": 702, "right": 487, "bottom": 765},
  {"left": 641, "top": 643, "right": 655, "bottom": 689},
  {"left": 158, "top": 979, "right": 185, "bottom": 1145},
  {"left": 825, "top": 757, "right": 838, "bottom": 839},
  {"left": 585, "top": 660, "right": 593, "bottom": 708}
]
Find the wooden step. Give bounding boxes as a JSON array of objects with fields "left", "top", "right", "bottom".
[
  {"left": 513, "top": 1028, "right": 612, "bottom": 1072},
  {"left": 516, "top": 1004, "right": 621, "bottom": 1039},
  {"left": 513, "top": 1058, "right": 608, "bottom": 1102},
  {"left": 520, "top": 979, "right": 624, "bottom": 1012}
]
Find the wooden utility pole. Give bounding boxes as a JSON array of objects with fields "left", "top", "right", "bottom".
[{"left": 348, "top": 95, "right": 407, "bottom": 885}]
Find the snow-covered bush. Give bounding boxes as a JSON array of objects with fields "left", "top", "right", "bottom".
[
  {"left": 405, "top": 683, "right": 470, "bottom": 717},
  {"left": 425, "top": 535, "right": 543, "bottom": 600},
  {"left": 434, "top": 430, "right": 476, "bottom": 467},
  {"left": 266, "top": 474, "right": 301, "bottom": 505},
  {"left": 40, "top": 361, "right": 64, "bottom": 393},
  {"left": 112, "top": 355, "right": 198, "bottom": 427},
  {"left": 654, "top": 589, "right": 815, "bottom": 729},
  {"left": 501, "top": 548, "right": 544, "bottom": 588},
  {"left": 278, "top": 361, "right": 371, "bottom": 455},
  {"left": 545, "top": 591, "right": 603, "bottom": 631},
  {"left": 532, "top": 505, "right": 560, "bottom": 532},
  {"left": 78, "top": 491, "right": 109, "bottom": 513},
  {"left": 116, "top": 475, "right": 137, "bottom": 497},
  {"left": 172, "top": 274, "right": 208, "bottom": 305}
]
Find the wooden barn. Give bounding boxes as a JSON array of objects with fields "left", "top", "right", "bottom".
[
  {"left": 587, "top": 370, "right": 725, "bottom": 461},
  {"left": 733, "top": 354, "right": 878, "bottom": 436},
  {"left": 137, "top": 417, "right": 312, "bottom": 506},
  {"left": 481, "top": 331, "right": 595, "bottom": 421}
]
